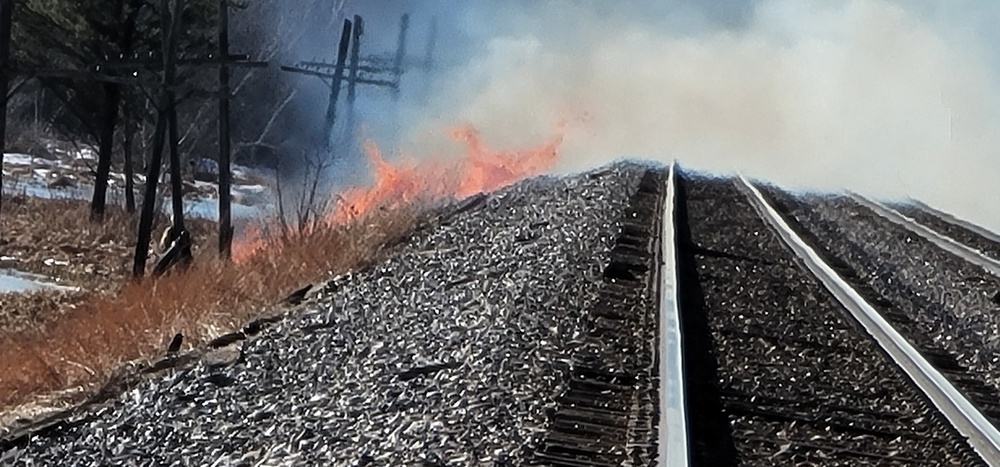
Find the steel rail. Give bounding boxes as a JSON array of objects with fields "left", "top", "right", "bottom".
[
  {"left": 658, "top": 162, "right": 688, "bottom": 466},
  {"left": 851, "top": 194, "right": 1000, "bottom": 278},
  {"left": 907, "top": 199, "right": 1000, "bottom": 246},
  {"left": 740, "top": 177, "right": 1000, "bottom": 466}
]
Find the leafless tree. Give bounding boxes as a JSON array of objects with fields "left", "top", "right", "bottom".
[{"left": 273, "top": 150, "right": 332, "bottom": 239}]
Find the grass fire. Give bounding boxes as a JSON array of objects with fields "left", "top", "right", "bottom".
[
  {"left": 6, "top": 0, "right": 1000, "bottom": 464},
  {"left": 233, "top": 124, "right": 563, "bottom": 262}
]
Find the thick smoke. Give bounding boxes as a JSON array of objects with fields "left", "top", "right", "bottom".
[{"left": 374, "top": 0, "right": 1000, "bottom": 232}]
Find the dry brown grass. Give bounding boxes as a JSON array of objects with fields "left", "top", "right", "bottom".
[
  {"left": 0, "top": 205, "right": 420, "bottom": 411},
  {"left": 1, "top": 194, "right": 216, "bottom": 291},
  {"left": 0, "top": 290, "right": 88, "bottom": 334}
]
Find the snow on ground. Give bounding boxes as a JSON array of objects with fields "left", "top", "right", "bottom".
[
  {"left": 3, "top": 154, "right": 48, "bottom": 167},
  {"left": 2, "top": 151, "right": 273, "bottom": 220},
  {"left": 0, "top": 269, "right": 78, "bottom": 294},
  {"left": 1, "top": 151, "right": 275, "bottom": 293}
]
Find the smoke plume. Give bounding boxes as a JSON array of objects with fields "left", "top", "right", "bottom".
[{"left": 376, "top": 0, "right": 1000, "bottom": 232}]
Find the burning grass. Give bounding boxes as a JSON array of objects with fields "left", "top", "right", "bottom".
[
  {"left": 0, "top": 124, "right": 565, "bottom": 420},
  {"left": 233, "top": 125, "right": 562, "bottom": 262}
]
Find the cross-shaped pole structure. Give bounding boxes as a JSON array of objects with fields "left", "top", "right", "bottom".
[{"left": 280, "top": 13, "right": 437, "bottom": 148}]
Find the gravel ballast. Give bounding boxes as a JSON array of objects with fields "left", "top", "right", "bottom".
[
  {"left": 680, "top": 175, "right": 978, "bottom": 466},
  {"left": 893, "top": 203, "right": 1000, "bottom": 263},
  {"left": 764, "top": 190, "right": 1000, "bottom": 407},
  {"left": 7, "top": 166, "right": 997, "bottom": 466},
  {"left": 2, "top": 164, "right": 646, "bottom": 466}
]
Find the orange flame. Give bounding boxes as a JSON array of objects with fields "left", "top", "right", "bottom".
[{"left": 232, "top": 124, "right": 563, "bottom": 262}]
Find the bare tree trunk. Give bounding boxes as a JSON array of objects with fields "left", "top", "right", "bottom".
[
  {"left": 133, "top": 0, "right": 186, "bottom": 279},
  {"left": 140, "top": 99, "right": 150, "bottom": 164},
  {"left": 0, "top": 0, "right": 13, "bottom": 235},
  {"left": 167, "top": 94, "right": 184, "bottom": 233},
  {"left": 121, "top": 0, "right": 142, "bottom": 215},
  {"left": 123, "top": 109, "right": 136, "bottom": 213},
  {"left": 217, "top": 0, "right": 233, "bottom": 259},
  {"left": 274, "top": 164, "right": 288, "bottom": 238},
  {"left": 133, "top": 106, "right": 167, "bottom": 278},
  {"left": 164, "top": 0, "right": 191, "bottom": 272},
  {"left": 90, "top": 83, "right": 121, "bottom": 221}
]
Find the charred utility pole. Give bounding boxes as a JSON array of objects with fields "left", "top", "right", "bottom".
[
  {"left": 278, "top": 16, "right": 352, "bottom": 148},
  {"left": 346, "top": 15, "right": 363, "bottom": 132},
  {"left": 130, "top": 0, "right": 266, "bottom": 273},
  {"left": 218, "top": 0, "right": 233, "bottom": 259},
  {"left": 424, "top": 18, "right": 437, "bottom": 73},
  {"left": 0, "top": 0, "right": 12, "bottom": 232},
  {"left": 99, "top": 3, "right": 262, "bottom": 261},
  {"left": 97, "top": 0, "right": 268, "bottom": 264},
  {"left": 391, "top": 14, "right": 409, "bottom": 100},
  {"left": 325, "top": 18, "right": 352, "bottom": 148},
  {"left": 281, "top": 14, "right": 437, "bottom": 147},
  {"left": 163, "top": 0, "right": 192, "bottom": 274}
]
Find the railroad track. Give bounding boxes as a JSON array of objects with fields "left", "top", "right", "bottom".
[
  {"left": 531, "top": 169, "right": 663, "bottom": 466},
  {"left": 759, "top": 188, "right": 1000, "bottom": 430},
  {"left": 645, "top": 169, "right": 1000, "bottom": 466},
  {"left": 524, "top": 166, "right": 1000, "bottom": 465},
  {"left": 8, "top": 162, "right": 1000, "bottom": 466}
]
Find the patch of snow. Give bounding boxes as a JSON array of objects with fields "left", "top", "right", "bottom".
[
  {"left": 4, "top": 153, "right": 38, "bottom": 166},
  {"left": 51, "top": 160, "right": 77, "bottom": 171},
  {"left": 185, "top": 197, "right": 269, "bottom": 220},
  {"left": 232, "top": 164, "right": 270, "bottom": 182},
  {"left": 74, "top": 148, "right": 97, "bottom": 161},
  {"left": 4, "top": 179, "right": 88, "bottom": 199},
  {"left": 191, "top": 180, "right": 217, "bottom": 190},
  {"left": 0, "top": 269, "right": 77, "bottom": 294},
  {"left": 234, "top": 184, "right": 268, "bottom": 194}
]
